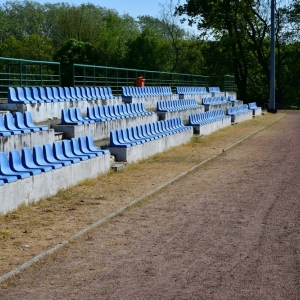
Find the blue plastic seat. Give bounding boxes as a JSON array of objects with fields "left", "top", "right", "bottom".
[
  {"left": 23, "top": 112, "right": 48, "bottom": 131},
  {"left": 67, "top": 87, "right": 79, "bottom": 101},
  {"left": 96, "top": 87, "right": 106, "bottom": 99},
  {"left": 74, "top": 87, "right": 86, "bottom": 101},
  {"left": 0, "top": 174, "right": 18, "bottom": 184},
  {"left": 56, "top": 87, "right": 69, "bottom": 101},
  {"left": 14, "top": 112, "right": 39, "bottom": 133},
  {"left": 95, "top": 106, "right": 108, "bottom": 121},
  {"left": 80, "top": 87, "right": 93, "bottom": 100},
  {"left": 51, "top": 87, "right": 65, "bottom": 102},
  {"left": 23, "top": 87, "right": 37, "bottom": 103},
  {"left": 107, "top": 105, "right": 120, "bottom": 119},
  {"left": 0, "top": 115, "right": 11, "bottom": 136},
  {"left": 43, "top": 143, "right": 71, "bottom": 167},
  {"left": 102, "top": 87, "right": 112, "bottom": 99},
  {"left": 85, "top": 87, "right": 97, "bottom": 100},
  {"left": 45, "top": 87, "right": 58, "bottom": 102},
  {"left": 53, "top": 141, "right": 80, "bottom": 164},
  {"left": 16, "top": 87, "right": 37, "bottom": 104},
  {"left": 0, "top": 152, "right": 31, "bottom": 179},
  {"left": 69, "top": 108, "right": 84, "bottom": 125},
  {"left": 33, "top": 146, "right": 63, "bottom": 169},
  {"left": 8, "top": 87, "right": 23, "bottom": 103},
  {"left": 85, "top": 135, "right": 109, "bottom": 154},
  {"left": 30, "top": 87, "right": 46, "bottom": 103},
  {"left": 4, "top": 113, "right": 23, "bottom": 134},
  {"left": 75, "top": 107, "right": 94, "bottom": 124},
  {"left": 53, "top": 142, "right": 80, "bottom": 164},
  {"left": 9, "top": 149, "right": 41, "bottom": 175},
  {"left": 22, "top": 147, "right": 52, "bottom": 173},
  {"left": 71, "top": 138, "right": 95, "bottom": 159},
  {"left": 62, "top": 140, "right": 88, "bottom": 161},
  {"left": 36, "top": 87, "right": 53, "bottom": 102},
  {"left": 93, "top": 87, "right": 103, "bottom": 100},
  {"left": 130, "top": 126, "right": 146, "bottom": 143},
  {"left": 122, "top": 87, "right": 130, "bottom": 98},
  {"left": 116, "top": 105, "right": 129, "bottom": 119},
  {"left": 86, "top": 107, "right": 101, "bottom": 122},
  {"left": 77, "top": 136, "right": 100, "bottom": 156},
  {"left": 61, "top": 108, "right": 83, "bottom": 125}
]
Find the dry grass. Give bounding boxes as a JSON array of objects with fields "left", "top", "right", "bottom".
[{"left": 0, "top": 112, "right": 285, "bottom": 276}]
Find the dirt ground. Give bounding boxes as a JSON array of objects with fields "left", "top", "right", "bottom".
[{"left": 1, "top": 111, "right": 300, "bottom": 299}]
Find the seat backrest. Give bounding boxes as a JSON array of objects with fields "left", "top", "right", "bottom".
[
  {"left": 8, "top": 87, "right": 19, "bottom": 103},
  {"left": 4, "top": 113, "right": 21, "bottom": 133}
]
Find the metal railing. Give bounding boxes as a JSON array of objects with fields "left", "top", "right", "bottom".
[
  {"left": 0, "top": 59, "right": 235, "bottom": 101},
  {"left": 209, "top": 74, "right": 236, "bottom": 92},
  {"left": 0, "top": 57, "right": 60, "bottom": 100},
  {"left": 73, "top": 64, "right": 214, "bottom": 95}
]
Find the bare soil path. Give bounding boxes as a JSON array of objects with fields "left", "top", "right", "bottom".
[{"left": 1, "top": 111, "right": 300, "bottom": 299}]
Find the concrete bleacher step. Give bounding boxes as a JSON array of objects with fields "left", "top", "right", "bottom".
[
  {"left": 54, "top": 131, "right": 64, "bottom": 141},
  {"left": 0, "top": 110, "right": 10, "bottom": 116},
  {"left": 111, "top": 162, "right": 126, "bottom": 172}
]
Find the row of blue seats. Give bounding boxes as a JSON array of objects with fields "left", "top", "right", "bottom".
[
  {"left": 157, "top": 99, "right": 202, "bottom": 112},
  {"left": 248, "top": 102, "right": 259, "bottom": 110},
  {"left": 202, "top": 97, "right": 228, "bottom": 105},
  {"left": 0, "top": 135, "right": 108, "bottom": 185},
  {"left": 176, "top": 87, "right": 207, "bottom": 94},
  {"left": 110, "top": 118, "right": 191, "bottom": 148},
  {"left": 227, "top": 104, "right": 251, "bottom": 115},
  {"left": 86, "top": 103, "right": 153, "bottom": 122},
  {"left": 61, "top": 102, "right": 153, "bottom": 125},
  {"left": 228, "top": 95, "right": 240, "bottom": 102},
  {"left": 0, "top": 112, "right": 48, "bottom": 136},
  {"left": 188, "top": 109, "right": 230, "bottom": 126},
  {"left": 208, "top": 87, "right": 221, "bottom": 93},
  {"left": 122, "top": 86, "right": 173, "bottom": 98},
  {"left": 61, "top": 108, "right": 95, "bottom": 125},
  {"left": 8, "top": 86, "right": 120, "bottom": 104}
]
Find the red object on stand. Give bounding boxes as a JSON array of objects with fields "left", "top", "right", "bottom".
[{"left": 136, "top": 76, "right": 145, "bottom": 87}]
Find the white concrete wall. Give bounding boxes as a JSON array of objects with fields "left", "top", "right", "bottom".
[
  {"left": 109, "top": 128, "right": 193, "bottom": 163},
  {"left": 0, "top": 100, "right": 123, "bottom": 123},
  {"left": 0, "top": 152, "right": 111, "bottom": 214},
  {"left": 192, "top": 117, "right": 231, "bottom": 136},
  {"left": 252, "top": 107, "right": 262, "bottom": 117},
  {"left": 230, "top": 110, "right": 253, "bottom": 123},
  {"left": 0, "top": 129, "right": 55, "bottom": 155}
]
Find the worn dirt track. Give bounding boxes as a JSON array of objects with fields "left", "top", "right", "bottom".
[{"left": 1, "top": 112, "right": 300, "bottom": 299}]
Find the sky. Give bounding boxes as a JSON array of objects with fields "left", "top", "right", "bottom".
[
  {"left": 11, "top": 0, "right": 187, "bottom": 20},
  {"left": 0, "top": 0, "right": 195, "bottom": 31}
]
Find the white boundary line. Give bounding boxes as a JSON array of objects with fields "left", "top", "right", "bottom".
[{"left": 0, "top": 114, "right": 285, "bottom": 283}]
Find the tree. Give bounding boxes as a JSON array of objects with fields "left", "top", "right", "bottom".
[
  {"left": 53, "top": 39, "right": 100, "bottom": 86},
  {"left": 125, "top": 28, "right": 168, "bottom": 71},
  {"left": 176, "top": 0, "right": 300, "bottom": 106},
  {"left": 0, "top": 34, "right": 53, "bottom": 60}
]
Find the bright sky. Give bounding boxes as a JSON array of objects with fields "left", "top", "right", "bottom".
[
  {"left": 0, "top": 0, "right": 194, "bottom": 31},
  {"left": 12, "top": 0, "right": 187, "bottom": 20}
]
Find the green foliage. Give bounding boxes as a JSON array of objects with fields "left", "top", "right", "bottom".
[
  {"left": 125, "top": 28, "right": 168, "bottom": 71},
  {"left": 0, "top": 0, "right": 299, "bottom": 108},
  {"left": 53, "top": 39, "right": 100, "bottom": 86},
  {"left": 0, "top": 34, "right": 53, "bottom": 60},
  {"left": 177, "top": 0, "right": 300, "bottom": 106}
]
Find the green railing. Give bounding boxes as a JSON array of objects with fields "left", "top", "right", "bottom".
[
  {"left": 209, "top": 75, "right": 236, "bottom": 92},
  {"left": 0, "top": 59, "right": 235, "bottom": 100},
  {"left": 0, "top": 57, "right": 60, "bottom": 100},
  {"left": 73, "top": 64, "right": 212, "bottom": 96}
]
